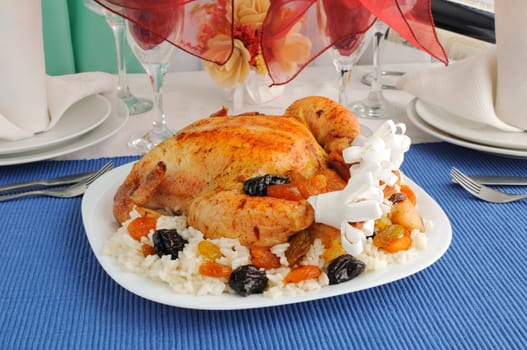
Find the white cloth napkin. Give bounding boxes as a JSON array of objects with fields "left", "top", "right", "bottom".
[
  {"left": 0, "top": 2, "right": 116, "bottom": 142},
  {"left": 0, "top": 73, "right": 116, "bottom": 141},
  {"left": 396, "top": 0, "right": 526, "bottom": 133}
]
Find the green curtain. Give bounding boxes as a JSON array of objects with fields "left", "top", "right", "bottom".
[
  {"left": 42, "top": 0, "right": 75, "bottom": 75},
  {"left": 42, "top": 0, "right": 143, "bottom": 75}
]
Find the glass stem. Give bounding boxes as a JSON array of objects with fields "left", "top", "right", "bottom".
[
  {"left": 371, "top": 30, "right": 382, "bottom": 93},
  {"left": 106, "top": 15, "right": 131, "bottom": 98},
  {"left": 335, "top": 63, "right": 352, "bottom": 106},
  {"left": 144, "top": 63, "right": 169, "bottom": 133},
  {"left": 364, "top": 27, "right": 386, "bottom": 108}
]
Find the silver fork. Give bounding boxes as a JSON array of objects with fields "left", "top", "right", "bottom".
[
  {"left": 0, "top": 161, "right": 113, "bottom": 202},
  {"left": 450, "top": 167, "right": 527, "bottom": 203}
]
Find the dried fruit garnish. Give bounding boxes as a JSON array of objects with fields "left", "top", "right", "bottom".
[
  {"left": 283, "top": 265, "right": 321, "bottom": 284},
  {"left": 128, "top": 216, "right": 157, "bottom": 241},
  {"left": 327, "top": 254, "right": 365, "bottom": 285},
  {"left": 229, "top": 265, "right": 268, "bottom": 296},
  {"left": 198, "top": 240, "right": 223, "bottom": 261},
  {"left": 373, "top": 224, "right": 406, "bottom": 248},
  {"left": 153, "top": 229, "right": 188, "bottom": 260},
  {"left": 199, "top": 261, "right": 232, "bottom": 278},
  {"left": 243, "top": 174, "right": 290, "bottom": 196}
]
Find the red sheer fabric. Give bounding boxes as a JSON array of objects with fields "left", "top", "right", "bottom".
[
  {"left": 95, "top": 0, "right": 234, "bottom": 64},
  {"left": 95, "top": 0, "right": 447, "bottom": 86},
  {"left": 360, "top": 0, "right": 447, "bottom": 64},
  {"left": 262, "top": 0, "right": 447, "bottom": 85}
]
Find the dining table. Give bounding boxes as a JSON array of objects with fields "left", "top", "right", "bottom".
[{"left": 1, "top": 48, "right": 527, "bottom": 349}]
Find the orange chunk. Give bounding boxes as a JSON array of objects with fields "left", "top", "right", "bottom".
[
  {"left": 267, "top": 174, "right": 327, "bottom": 200},
  {"left": 283, "top": 265, "right": 321, "bottom": 284},
  {"left": 141, "top": 244, "right": 156, "bottom": 257},
  {"left": 400, "top": 184, "right": 417, "bottom": 206},
  {"left": 199, "top": 261, "right": 232, "bottom": 278},
  {"left": 267, "top": 184, "right": 303, "bottom": 201},
  {"left": 128, "top": 216, "right": 157, "bottom": 241},
  {"left": 373, "top": 224, "right": 412, "bottom": 253},
  {"left": 383, "top": 231, "right": 412, "bottom": 253},
  {"left": 251, "top": 246, "right": 281, "bottom": 270}
]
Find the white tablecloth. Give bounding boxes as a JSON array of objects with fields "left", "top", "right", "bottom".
[{"left": 59, "top": 62, "right": 439, "bottom": 160}]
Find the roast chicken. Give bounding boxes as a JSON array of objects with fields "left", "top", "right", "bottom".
[{"left": 113, "top": 96, "right": 361, "bottom": 247}]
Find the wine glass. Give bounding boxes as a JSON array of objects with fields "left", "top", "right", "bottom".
[
  {"left": 125, "top": 10, "right": 178, "bottom": 152},
  {"left": 329, "top": 31, "right": 373, "bottom": 135},
  {"left": 84, "top": 0, "right": 153, "bottom": 115},
  {"left": 330, "top": 33, "right": 371, "bottom": 108},
  {"left": 349, "top": 21, "right": 404, "bottom": 119}
]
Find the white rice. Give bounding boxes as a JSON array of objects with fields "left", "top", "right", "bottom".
[{"left": 103, "top": 210, "right": 430, "bottom": 298}]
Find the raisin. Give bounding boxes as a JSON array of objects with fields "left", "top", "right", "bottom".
[
  {"left": 243, "top": 174, "right": 290, "bottom": 196},
  {"left": 388, "top": 192, "right": 408, "bottom": 204},
  {"left": 285, "top": 230, "right": 313, "bottom": 266},
  {"left": 152, "top": 229, "right": 188, "bottom": 260},
  {"left": 373, "top": 224, "right": 405, "bottom": 248},
  {"left": 229, "top": 265, "right": 268, "bottom": 296},
  {"left": 327, "top": 254, "right": 366, "bottom": 285},
  {"left": 198, "top": 240, "right": 223, "bottom": 261}
]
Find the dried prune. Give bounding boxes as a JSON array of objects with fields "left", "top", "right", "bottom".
[
  {"left": 152, "top": 229, "right": 188, "bottom": 260},
  {"left": 243, "top": 174, "right": 290, "bottom": 196},
  {"left": 228, "top": 264, "right": 268, "bottom": 296},
  {"left": 327, "top": 254, "right": 366, "bottom": 285}
]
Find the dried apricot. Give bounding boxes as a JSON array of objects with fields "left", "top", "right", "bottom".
[
  {"left": 382, "top": 231, "right": 412, "bottom": 253},
  {"left": 294, "top": 174, "right": 327, "bottom": 198},
  {"left": 128, "top": 216, "right": 157, "bottom": 241},
  {"left": 250, "top": 246, "right": 281, "bottom": 270},
  {"left": 141, "top": 244, "right": 156, "bottom": 257},
  {"left": 199, "top": 261, "right": 232, "bottom": 278},
  {"left": 400, "top": 184, "right": 417, "bottom": 205},
  {"left": 283, "top": 265, "right": 321, "bottom": 284},
  {"left": 267, "top": 184, "right": 303, "bottom": 201},
  {"left": 198, "top": 240, "right": 223, "bottom": 261}
]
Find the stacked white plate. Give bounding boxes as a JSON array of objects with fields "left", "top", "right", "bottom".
[
  {"left": 0, "top": 94, "right": 129, "bottom": 166},
  {"left": 407, "top": 98, "right": 527, "bottom": 158}
]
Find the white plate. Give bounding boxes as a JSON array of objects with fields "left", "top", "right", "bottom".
[
  {"left": 408, "top": 99, "right": 527, "bottom": 159},
  {"left": 0, "top": 95, "right": 111, "bottom": 155},
  {"left": 82, "top": 162, "right": 452, "bottom": 310},
  {"left": 415, "top": 99, "right": 527, "bottom": 150},
  {"left": 0, "top": 95, "right": 128, "bottom": 166}
]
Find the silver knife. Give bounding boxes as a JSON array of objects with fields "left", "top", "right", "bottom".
[
  {"left": 0, "top": 170, "right": 96, "bottom": 194},
  {"left": 468, "top": 175, "right": 527, "bottom": 186}
]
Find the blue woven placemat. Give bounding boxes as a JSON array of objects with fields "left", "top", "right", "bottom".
[{"left": 1, "top": 144, "right": 526, "bottom": 349}]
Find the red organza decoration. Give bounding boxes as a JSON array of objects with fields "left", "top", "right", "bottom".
[
  {"left": 262, "top": 0, "right": 448, "bottom": 85},
  {"left": 95, "top": 0, "right": 233, "bottom": 64},
  {"left": 96, "top": 0, "right": 447, "bottom": 86}
]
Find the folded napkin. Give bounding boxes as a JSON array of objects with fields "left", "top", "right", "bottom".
[
  {"left": 0, "top": 2, "right": 115, "bottom": 142},
  {"left": 396, "top": 1, "right": 526, "bottom": 133}
]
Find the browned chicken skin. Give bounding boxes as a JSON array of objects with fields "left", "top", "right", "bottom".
[{"left": 113, "top": 96, "right": 360, "bottom": 247}]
